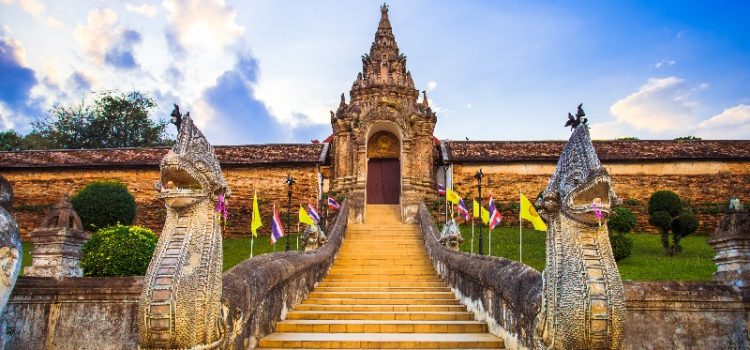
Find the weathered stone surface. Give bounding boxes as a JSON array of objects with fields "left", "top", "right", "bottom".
[
  {"left": 709, "top": 210, "right": 750, "bottom": 287},
  {"left": 3, "top": 165, "right": 321, "bottom": 239},
  {"left": 0, "top": 276, "right": 142, "bottom": 350},
  {"left": 221, "top": 199, "right": 348, "bottom": 349},
  {"left": 622, "top": 281, "right": 750, "bottom": 350}
]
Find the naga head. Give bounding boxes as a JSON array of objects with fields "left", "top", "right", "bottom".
[
  {"left": 537, "top": 125, "right": 619, "bottom": 225},
  {"left": 159, "top": 110, "right": 229, "bottom": 209}
]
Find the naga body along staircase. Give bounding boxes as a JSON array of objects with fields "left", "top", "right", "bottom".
[{"left": 258, "top": 204, "right": 504, "bottom": 349}]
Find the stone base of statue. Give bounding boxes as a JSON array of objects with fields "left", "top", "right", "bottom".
[
  {"left": 709, "top": 210, "right": 750, "bottom": 288},
  {"left": 25, "top": 226, "right": 90, "bottom": 278}
]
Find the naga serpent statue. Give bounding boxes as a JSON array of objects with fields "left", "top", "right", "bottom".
[
  {"left": 0, "top": 176, "right": 22, "bottom": 317},
  {"left": 533, "top": 122, "right": 625, "bottom": 349},
  {"left": 139, "top": 107, "right": 230, "bottom": 349}
]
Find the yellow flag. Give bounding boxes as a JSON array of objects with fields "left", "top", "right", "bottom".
[
  {"left": 299, "top": 205, "right": 315, "bottom": 226},
  {"left": 446, "top": 188, "right": 461, "bottom": 205},
  {"left": 480, "top": 206, "right": 490, "bottom": 225},
  {"left": 473, "top": 200, "right": 480, "bottom": 218},
  {"left": 520, "top": 193, "right": 547, "bottom": 231},
  {"left": 251, "top": 191, "right": 262, "bottom": 237}
]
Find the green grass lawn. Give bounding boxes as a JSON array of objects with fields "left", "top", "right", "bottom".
[
  {"left": 21, "top": 227, "right": 715, "bottom": 281},
  {"left": 455, "top": 225, "right": 715, "bottom": 281}
]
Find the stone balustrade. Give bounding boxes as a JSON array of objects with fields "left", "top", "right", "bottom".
[{"left": 221, "top": 199, "right": 349, "bottom": 349}]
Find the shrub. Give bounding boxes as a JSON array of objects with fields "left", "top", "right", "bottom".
[
  {"left": 71, "top": 181, "right": 136, "bottom": 231},
  {"left": 607, "top": 207, "right": 637, "bottom": 236},
  {"left": 81, "top": 224, "right": 157, "bottom": 276},
  {"left": 609, "top": 234, "right": 633, "bottom": 261},
  {"left": 647, "top": 190, "right": 698, "bottom": 255}
]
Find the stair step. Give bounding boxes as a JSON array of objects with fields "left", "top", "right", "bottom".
[
  {"left": 302, "top": 298, "right": 460, "bottom": 305},
  {"left": 258, "top": 332, "right": 504, "bottom": 349},
  {"left": 314, "top": 287, "right": 450, "bottom": 293},
  {"left": 295, "top": 304, "right": 466, "bottom": 312},
  {"left": 286, "top": 311, "right": 474, "bottom": 321},
  {"left": 276, "top": 320, "right": 487, "bottom": 333},
  {"left": 308, "top": 292, "right": 454, "bottom": 299}
]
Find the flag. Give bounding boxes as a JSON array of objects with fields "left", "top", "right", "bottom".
[
  {"left": 327, "top": 197, "right": 340, "bottom": 210},
  {"left": 520, "top": 193, "right": 547, "bottom": 231},
  {"left": 473, "top": 199, "right": 480, "bottom": 218},
  {"left": 251, "top": 191, "right": 262, "bottom": 237},
  {"left": 271, "top": 204, "right": 285, "bottom": 244},
  {"left": 446, "top": 188, "right": 461, "bottom": 205},
  {"left": 456, "top": 198, "right": 470, "bottom": 221},
  {"left": 480, "top": 206, "right": 490, "bottom": 225},
  {"left": 488, "top": 195, "right": 503, "bottom": 230},
  {"left": 299, "top": 205, "right": 315, "bottom": 226},
  {"left": 307, "top": 204, "right": 320, "bottom": 223},
  {"left": 438, "top": 184, "right": 446, "bottom": 195}
]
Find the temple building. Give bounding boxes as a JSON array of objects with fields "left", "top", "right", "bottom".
[{"left": 1, "top": 4, "right": 749, "bottom": 237}]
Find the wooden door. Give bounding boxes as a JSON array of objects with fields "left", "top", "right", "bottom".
[{"left": 367, "top": 158, "right": 400, "bottom": 204}]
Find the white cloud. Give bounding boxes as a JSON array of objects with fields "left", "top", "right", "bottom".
[
  {"left": 126, "top": 3, "right": 159, "bottom": 17},
  {"left": 74, "top": 8, "right": 119, "bottom": 65},
  {"left": 465, "top": 103, "right": 472, "bottom": 109},
  {"left": 696, "top": 104, "right": 750, "bottom": 139},
  {"left": 18, "top": 0, "right": 45, "bottom": 17},
  {"left": 44, "top": 15, "right": 63, "bottom": 28},
  {"left": 0, "top": 102, "right": 16, "bottom": 130},
  {"left": 609, "top": 76, "right": 698, "bottom": 134},
  {"left": 427, "top": 80, "right": 437, "bottom": 91},
  {"left": 1, "top": 34, "right": 27, "bottom": 65},
  {"left": 652, "top": 59, "right": 675, "bottom": 69},
  {"left": 162, "top": 0, "right": 244, "bottom": 51}
]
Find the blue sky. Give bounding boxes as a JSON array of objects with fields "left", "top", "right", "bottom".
[{"left": 1, "top": 1, "right": 749, "bottom": 143}]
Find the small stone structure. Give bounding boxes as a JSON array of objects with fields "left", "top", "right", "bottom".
[
  {"left": 438, "top": 218, "right": 463, "bottom": 251},
  {"left": 301, "top": 224, "right": 327, "bottom": 251},
  {"left": 708, "top": 205, "right": 750, "bottom": 287},
  {"left": 24, "top": 197, "right": 89, "bottom": 278}
]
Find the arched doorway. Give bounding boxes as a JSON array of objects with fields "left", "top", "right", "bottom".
[{"left": 366, "top": 131, "right": 400, "bottom": 204}]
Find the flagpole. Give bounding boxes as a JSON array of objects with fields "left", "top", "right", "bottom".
[
  {"left": 471, "top": 217, "right": 475, "bottom": 254},
  {"left": 519, "top": 189, "right": 523, "bottom": 264},
  {"left": 489, "top": 227, "right": 492, "bottom": 256},
  {"left": 250, "top": 236, "right": 254, "bottom": 258}
]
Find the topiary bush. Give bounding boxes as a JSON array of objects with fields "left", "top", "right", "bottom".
[
  {"left": 71, "top": 180, "right": 136, "bottom": 231},
  {"left": 81, "top": 224, "right": 157, "bottom": 276},
  {"left": 647, "top": 190, "right": 698, "bottom": 255},
  {"left": 607, "top": 207, "right": 636, "bottom": 261},
  {"left": 609, "top": 234, "right": 633, "bottom": 261}
]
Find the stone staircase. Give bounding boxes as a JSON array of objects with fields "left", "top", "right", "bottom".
[{"left": 258, "top": 204, "right": 505, "bottom": 349}]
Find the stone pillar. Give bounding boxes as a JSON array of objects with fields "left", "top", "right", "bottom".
[
  {"left": 708, "top": 209, "right": 750, "bottom": 288},
  {"left": 24, "top": 198, "right": 90, "bottom": 278}
]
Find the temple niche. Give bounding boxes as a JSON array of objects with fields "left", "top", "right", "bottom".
[{"left": 329, "top": 4, "right": 437, "bottom": 223}]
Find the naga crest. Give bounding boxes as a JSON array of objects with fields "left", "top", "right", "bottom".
[
  {"left": 160, "top": 109, "right": 230, "bottom": 208},
  {"left": 0, "top": 176, "right": 21, "bottom": 317},
  {"left": 537, "top": 125, "right": 619, "bottom": 223}
]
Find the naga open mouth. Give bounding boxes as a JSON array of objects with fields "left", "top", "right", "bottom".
[
  {"left": 160, "top": 162, "right": 208, "bottom": 208},
  {"left": 565, "top": 173, "right": 613, "bottom": 224}
]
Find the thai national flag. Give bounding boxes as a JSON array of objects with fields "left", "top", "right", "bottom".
[
  {"left": 438, "top": 184, "right": 446, "bottom": 195},
  {"left": 456, "top": 198, "right": 470, "bottom": 222},
  {"left": 327, "top": 197, "right": 340, "bottom": 210},
  {"left": 488, "top": 195, "right": 503, "bottom": 230},
  {"left": 270, "top": 204, "right": 285, "bottom": 244},
  {"left": 307, "top": 204, "right": 320, "bottom": 223}
]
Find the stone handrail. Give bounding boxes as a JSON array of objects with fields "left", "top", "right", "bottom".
[
  {"left": 221, "top": 199, "right": 349, "bottom": 349},
  {"left": 418, "top": 202, "right": 542, "bottom": 349}
]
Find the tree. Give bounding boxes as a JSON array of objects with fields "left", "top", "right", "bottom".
[
  {"left": 674, "top": 136, "right": 702, "bottom": 141},
  {"left": 81, "top": 224, "right": 157, "bottom": 276},
  {"left": 29, "top": 90, "right": 173, "bottom": 149},
  {"left": 71, "top": 181, "right": 136, "bottom": 231},
  {"left": 647, "top": 190, "right": 698, "bottom": 255},
  {"left": 0, "top": 130, "right": 24, "bottom": 151}
]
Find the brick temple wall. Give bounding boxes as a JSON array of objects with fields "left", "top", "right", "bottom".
[
  {"left": 2, "top": 165, "right": 321, "bottom": 239},
  {"left": 448, "top": 160, "right": 750, "bottom": 233}
]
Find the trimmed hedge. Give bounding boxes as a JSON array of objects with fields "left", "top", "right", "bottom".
[
  {"left": 610, "top": 234, "right": 633, "bottom": 261},
  {"left": 81, "top": 225, "right": 157, "bottom": 276},
  {"left": 71, "top": 180, "right": 136, "bottom": 231}
]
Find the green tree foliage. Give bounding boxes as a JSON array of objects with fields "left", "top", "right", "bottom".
[
  {"left": 647, "top": 190, "right": 698, "bottom": 255},
  {"left": 0, "top": 130, "right": 24, "bottom": 151},
  {"left": 27, "top": 90, "right": 172, "bottom": 149},
  {"left": 674, "top": 136, "right": 702, "bottom": 141},
  {"left": 607, "top": 207, "right": 636, "bottom": 261},
  {"left": 81, "top": 224, "right": 157, "bottom": 276},
  {"left": 615, "top": 136, "right": 640, "bottom": 141},
  {"left": 71, "top": 181, "right": 136, "bottom": 231}
]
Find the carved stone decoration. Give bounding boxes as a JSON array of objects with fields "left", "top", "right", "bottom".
[
  {"left": 329, "top": 5, "right": 437, "bottom": 224},
  {"left": 139, "top": 110, "right": 230, "bottom": 349},
  {"left": 301, "top": 224, "right": 327, "bottom": 252},
  {"left": 367, "top": 131, "right": 399, "bottom": 159},
  {"left": 535, "top": 125, "right": 625, "bottom": 349},
  {"left": 438, "top": 219, "right": 463, "bottom": 251},
  {"left": 0, "top": 175, "right": 21, "bottom": 317},
  {"left": 24, "top": 197, "right": 90, "bottom": 278},
  {"left": 708, "top": 210, "right": 750, "bottom": 287}
]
